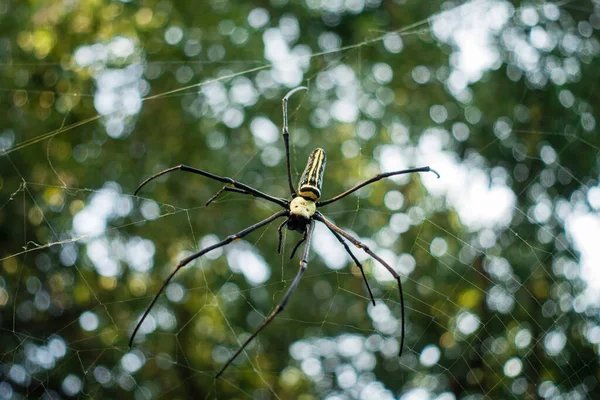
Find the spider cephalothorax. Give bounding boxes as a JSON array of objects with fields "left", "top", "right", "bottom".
[
  {"left": 130, "top": 86, "right": 440, "bottom": 378},
  {"left": 287, "top": 196, "right": 314, "bottom": 232}
]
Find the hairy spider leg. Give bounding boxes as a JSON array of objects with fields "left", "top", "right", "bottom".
[
  {"left": 216, "top": 220, "right": 316, "bottom": 378},
  {"left": 129, "top": 210, "right": 288, "bottom": 347},
  {"left": 315, "top": 212, "right": 406, "bottom": 356}
]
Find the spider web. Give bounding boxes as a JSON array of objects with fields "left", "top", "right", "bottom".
[{"left": 1, "top": 1, "right": 599, "bottom": 399}]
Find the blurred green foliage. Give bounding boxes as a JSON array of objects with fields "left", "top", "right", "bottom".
[{"left": 1, "top": 0, "right": 599, "bottom": 399}]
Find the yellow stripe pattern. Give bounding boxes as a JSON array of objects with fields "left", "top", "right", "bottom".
[{"left": 298, "top": 148, "right": 326, "bottom": 201}]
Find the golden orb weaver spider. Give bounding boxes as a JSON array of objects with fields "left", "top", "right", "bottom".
[{"left": 129, "top": 86, "right": 440, "bottom": 377}]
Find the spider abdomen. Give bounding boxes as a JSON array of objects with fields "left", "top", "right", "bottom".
[{"left": 298, "top": 148, "right": 326, "bottom": 201}]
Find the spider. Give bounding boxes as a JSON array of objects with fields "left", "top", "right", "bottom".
[{"left": 129, "top": 86, "right": 440, "bottom": 377}]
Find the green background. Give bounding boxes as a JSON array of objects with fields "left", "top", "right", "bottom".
[{"left": 1, "top": 0, "right": 599, "bottom": 399}]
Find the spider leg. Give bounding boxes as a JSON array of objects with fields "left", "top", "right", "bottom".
[
  {"left": 281, "top": 86, "right": 308, "bottom": 197},
  {"left": 314, "top": 211, "right": 405, "bottom": 356},
  {"left": 276, "top": 219, "right": 288, "bottom": 254},
  {"left": 129, "top": 210, "right": 288, "bottom": 347},
  {"left": 215, "top": 219, "right": 315, "bottom": 378},
  {"left": 134, "top": 164, "right": 288, "bottom": 208},
  {"left": 323, "top": 226, "right": 376, "bottom": 306},
  {"left": 318, "top": 166, "right": 440, "bottom": 207},
  {"left": 289, "top": 231, "right": 307, "bottom": 259}
]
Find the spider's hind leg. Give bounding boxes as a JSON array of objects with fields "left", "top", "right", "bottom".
[
  {"left": 129, "top": 210, "right": 288, "bottom": 348},
  {"left": 325, "top": 227, "right": 376, "bottom": 306},
  {"left": 314, "top": 211, "right": 405, "bottom": 357}
]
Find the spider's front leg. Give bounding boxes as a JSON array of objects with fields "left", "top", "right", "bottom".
[
  {"left": 281, "top": 86, "right": 308, "bottom": 197},
  {"left": 134, "top": 164, "right": 288, "bottom": 208},
  {"left": 318, "top": 166, "right": 440, "bottom": 207}
]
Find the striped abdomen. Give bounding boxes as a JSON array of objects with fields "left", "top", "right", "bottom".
[{"left": 298, "top": 148, "right": 327, "bottom": 201}]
